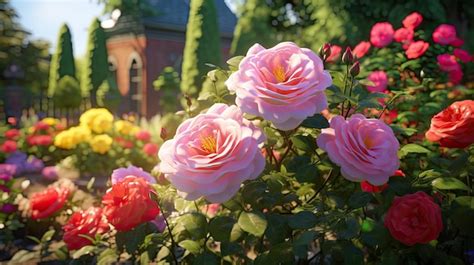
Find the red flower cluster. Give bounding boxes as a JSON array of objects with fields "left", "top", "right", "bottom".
[
  {"left": 425, "top": 100, "right": 474, "bottom": 148},
  {"left": 102, "top": 176, "right": 160, "bottom": 231},
  {"left": 63, "top": 207, "right": 109, "bottom": 250},
  {"left": 30, "top": 185, "right": 71, "bottom": 220},
  {"left": 1, "top": 140, "right": 17, "bottom": 153},
  {"left": 384, "top": 192, "right": 443, "bottom": 246}
]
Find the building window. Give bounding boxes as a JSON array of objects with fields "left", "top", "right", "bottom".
[{"left": 128, "top": 57, "right": 142, "bottom": 115}]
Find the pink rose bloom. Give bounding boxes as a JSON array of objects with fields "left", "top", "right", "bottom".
[
  {"left": 158, "top": 104, "right": 265, "bottom": 203},
  {"left": 353, "top": 41, "right": 371, "bottom": 58},
  {"left": 394, "top": 28, "right": 414, "bottom": 44},
  {"left": 437, "top": 54, "right": 460, "bottom": 72},
  {"left": 449, "top": 69, "right": 463, "bottom": 85},
  {"left": 42, "top": 166, "right": 58, "bottom": 181},
  {"left": 317, "top": 114, "right": 400, "bottom": 185},
  {"left": 225, "top": 42, "right": 331, "bottom": 131},
  {"left": 326, "top": 44, "right": 342, "bottom": 62},
  {"left": 432, "top": 24, "right": 457, "bottom": 45},
  {"left": 453, "top": 48, "right": 472, "bottom": 63},
  {"left": 111, "top": 165, "right": 156, "bottom": 185},
  {"left": 135, "top": 130, "right": 151, "bottom": 142},
  {"left": 366, "top": 71, "right": 388, "bottom": 92},
  {"left": 143, "top": 142, "right": 159, "bottom": 156},
  {"left": 450, "top": 37, "right": 464, "bottom": 47},
  {"left": 405, "top": 41, "right": 429, "bottom": 59},
  {"left": 370, "top": 22, "right": 394, "bottom": 48},
  {"left": 402, "top": 12, "right": 423, "bottom": 29}
]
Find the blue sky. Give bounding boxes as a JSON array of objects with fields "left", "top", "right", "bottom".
[{"left": 11, "top": 0, "right": 241, "bottom": 58}]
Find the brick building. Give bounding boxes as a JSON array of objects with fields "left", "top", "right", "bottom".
[{"left": 104, "top": 0, "right": 236, "bottom": 118}]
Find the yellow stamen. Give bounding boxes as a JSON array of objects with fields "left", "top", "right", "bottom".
[
  {"left": 273, "top": 64, "right": 286, "bottom": 83},
  {"left": 201, "top": 135, "right": 217, "bottom": 153}
]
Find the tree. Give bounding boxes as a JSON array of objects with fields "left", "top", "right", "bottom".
[
  {"left": 180, "top": 0, "right": 221, "bottom": 98},
  {"left": 82, "top": 18, "right": 109, "bottom": 106},
  {"left": 153, "top": 66, "right": 180, "bottom": 114},
  {"left": 53, "top": 76, "right": 82, "bottom": 109},
  {"left": 96, "top": 76, "right": 121, "bottom": 112},
  {"left": 48, "top": 23, "right": 75, "bottom": 97}
]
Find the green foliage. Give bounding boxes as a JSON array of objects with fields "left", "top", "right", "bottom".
[
  {"left": 82, "top": 18, "right": 109, "bottom": 104},
  {"left": 153, "top": 66, "right": 180, "bottom": 114},
  {"left": 180, "top": 0, "right": 221, "bottom": 97},
  {"left": 230, "top": 0, "right": 276, "bottom": 56},
  {"left": 48, "top": 23, "right": 75, "bottom": 97},
  {"left": 53, "top": 75, "right": 82, "bottom": 109},
  {"left": 96, "top": 76, "right": 121, "bottom": 112}
]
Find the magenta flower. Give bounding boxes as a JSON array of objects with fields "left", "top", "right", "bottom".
[
  {"left": 370, "top": 22, "right": 394, "bottom": 48},
  {"left": 432, "top": 24, "right": 457, "bottom": 45},
  {"left": 366, "top": 71, "right": 388, "bottom": 93}
]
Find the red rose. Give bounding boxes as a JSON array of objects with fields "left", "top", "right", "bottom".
[
  {"left": 450, "top": 37, "right": 464, "bottom": 47},
  {"left": 448, "top": 69, "right": 463, "bottom": 85},
  {"left": 63, "top": 207, "right": 109, "bottom": 250},
  {"left": 115, "top": 137, "right": 134, "bottom": 149},
  {"left": 453, "top": 48, "right": 472, "bottom": 63},
  {"left": 1, "top": 140, "right": 17, "bottom": 153},
  {"left": 28, "top": 135, "right": 53, "bottom": 146},
  {"left": 394, "top": 28, "right": 414, "bottom": 44},
  {"left": 135, "top": 130, "right": 151, "bottom": 142},
  {"left": 360, "top": 169, "right": 405, "bottom": 193},
  {"left": 405, "top": 41, "right": 429, "bottom": 59},
  {"left": 30, "top": 186, "right": 70, "bottom": 220},
  {"left": 326, "top": 44, "right": 342, "bottom": 62},
  {"left": 143, "top": 143, "right": 159, "bottom": 156},
  {"left": 432, "top": 24, "right": 457, "bottom": 45},
  {"left": 34, "top": 121, "right": 50, "bottom": 131},
  {"left": 425, "top": 100, "right": 474, "bottom": 148},
  {"left": 384, "top": 192, "right": 443, "bottom": 246},
  {"left": 370, "top": 22, "right": 394, "bottom": 48},
  {"left": 402, "top": 12, "right": 423, "bottom": 29},
  {"left": 437, "top": 54, "right": 460, "bottom": 72},
  {"left": 353, "top": 41, "right": 371, "bottom": 58},
  {"left": 102, "top": 176, "right": 160, "bottom": 231},
  {"left": 5, "top": 129, "right": 20, "bottom": 140}
]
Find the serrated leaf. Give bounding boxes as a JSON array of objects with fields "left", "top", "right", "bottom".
[
  {"left": 238, "top": 211, "right": 267, "bottom": 237},
  {"left": 432, "top": 177, "right": 470, "bottom": 191}
]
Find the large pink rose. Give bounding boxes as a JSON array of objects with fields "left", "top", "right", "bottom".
[
  {"left": 225, "top": 42, "right": 331, "bottom": 131},
  {"left": 432, "top": 24, "right": 457, "bottom": 45},
  {"left": 158, "top": 104, "right": 266, "bottom": 203},
  {"left": 370, "top": 22, "right": 394, "bottom": 48},
  {"left": 317, "top": 114, "right": 400, "bottom": 185},
  {"left": 353, "top": 41, "right": 371, "bottom": 58},
  {"left": 366, "top": 71, "right": 388, "bottom": 92}
]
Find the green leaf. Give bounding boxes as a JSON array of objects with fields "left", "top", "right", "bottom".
[
  {"left": 220, "top": 242, "right": 243, "bottom": 257},
  {"left": 87, "top": 177, "right": 95, "bottom": 191},
  {"left": 348, "top": 191, "right": 372, "bottom": 209},
  {"left": 288, "top": 211, "right": 317, "bottom": 229},
  {"left": 301, "top": 114, "right": 329, "bottom": 129},
  {"left": 98, "top": 249, "right": 118, "bottom": 265},
  {"left": 72, "top": 245, "right": 96, "bottom": 259},
  {"left": 291, "top": 134, "right": 316, "bottom": 154},
  {"left": 337, "top": 217, "right": 360, "bottom": 239},
  {"left": 241, "top": 181, "right": 267, "bottom": 205},
  {"left": 265, "top": 213, "right": 290, "bottom": 244},
  {"left": 180, "top": 212, "right": 208, "bottom": 240},
  {"left": 238, "top": 211, "right": 267, "bottom": 237},
  {"left": 193, "top": 251, "right": 219, "bottom": 265},
  {"left": 9, "top": 250, "right": 38, "bottom": 263},
  {"left": 209, "top": 216, "right": 237, "bottom": 242},
  {"left": 41, "top": 229, "right": 55, "bottom": 242},
  {"left": 293, "top": 231, "right": 317, "bottom": 258},
  {"left": 451, "top": 196, "right": 474, "bottom": 237},
  {"left": 432, "top": 177, "right": 470, "bottom": 191},
  {"left": 342, "top": 243, "right": 364, "bottom": 265},
  {"left": 398, "top": 144, "right": 430, "bottom": 158},
  {"left": 179, "top": 240, "right": 201, "bottom": 255},
  {"left": 226, "top": 56, "right": 244, "bottom": 71},
  {"left": 26, "top": 236, "right": 41, "bottom": 244}
]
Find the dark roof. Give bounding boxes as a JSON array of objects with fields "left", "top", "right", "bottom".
[{"left": 143, "top": 0, "right": 236, "bottom": 35}]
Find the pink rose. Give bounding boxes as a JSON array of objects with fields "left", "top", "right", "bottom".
[
  {"left": 143, "top": 143, "right": 159, "bottom": 156},
  {"left": 402, "top": 12, "right": 423, "bottom": 29},
  {"left": 432, "top": 24, "right": 457, "bottom": 45},
  {"left": 437, "top": 54, "right": 460, "bottom": 72},
  {"left": 405, "top": 41, "right": 429, "bottom": 59},
  {"left": 394, "top": 28, "right": 414, "bottom": 44},
  {"left": 158, "top": 104, "right": 266, "bottom": 203},
  {"left": 353, "top": 41, "right": 371, "bottom": 58},
  {"left": 448, "top": 69, "right": 463, "bottom": 85},
  {"left": 450, "top": 37, "right": 464, "bottom": 47},
  {"left": 326, "top": 44, "right": 342, "bottom": 62},
  {"left": 366, "top": 71, "right": 388, "bottom": 93},
  {"left": 370, "top": 22, "right": 394, "bottom": 48},
  {"left": 135, "top": 130, "right": 151, "bottom": 142},
  {"left": 111, "top": 165, "right": 156, "bottom": 185},
  {"left": 317, "top": 114, "right": 400, "bottom": 185},
  {"left": 225, "top": 42, "right": 331, "bottom": 130},
  {"left": 453, "top": 48, "right": 472, "bottom": 63}
]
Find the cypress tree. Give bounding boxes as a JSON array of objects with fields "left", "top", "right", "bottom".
[
  {"left": 48, "top": 23, "right": 75, "bottom": 97},
  {"left": 53, "top": 76, "right": 82, "bottom": 109},
  {"left": 82, "top": 18, "right": 109, "bottom": 106},
  {"left": 180, "top": 0, "right": 221, "bottom": 97},
  {"left": 230, "top": 0, "right": 276, "bottom": 56}
]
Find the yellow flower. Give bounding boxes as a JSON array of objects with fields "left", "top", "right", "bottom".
[
  {"left": 54, "top": 130, "right": 76, "bottom": 149},
  {"left": 89, "top": 134, "right": 113, "bottom": 154},
  {"left": 69, "top": 126, "right": 92, "bottom": 143},
  {"left": 114, "top": 120, "right": 139, "bottom": 135},
  {"left": 41, "top": 117, "right": 59, "bottom": 126},
  {"left": 80, "top": 108, "right": 114, "bottom": 134}
]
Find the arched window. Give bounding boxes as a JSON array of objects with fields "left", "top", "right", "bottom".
[
  {"left": 127, "top": 53, "right": 142, "bottom": 116},
  {"left": 108, "top": 56, "right": 118, "bottom": 83}
]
